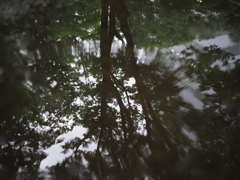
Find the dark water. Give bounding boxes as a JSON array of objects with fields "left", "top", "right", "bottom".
[{"left": 1, "top": 0, "right": 240, "bottom": 179}]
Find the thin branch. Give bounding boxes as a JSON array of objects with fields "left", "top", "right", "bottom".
[
  {"left": 111, "top": 74, "right": 133, "bottom": 111},
  {"left": 74, "top": 126, "right": 98, "bottom": 153}
]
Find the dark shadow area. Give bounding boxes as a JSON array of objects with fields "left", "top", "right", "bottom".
[{"left": 1, "top": 0, "right": 240, "bottom": 179}]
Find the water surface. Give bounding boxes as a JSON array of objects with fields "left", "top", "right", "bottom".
[{"left": 1, "top": 0, "right": 240, "bottom": 179}]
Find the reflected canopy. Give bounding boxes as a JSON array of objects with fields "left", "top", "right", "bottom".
[{"left": 0, "top": 0, "right": 240, "bottom": 180}]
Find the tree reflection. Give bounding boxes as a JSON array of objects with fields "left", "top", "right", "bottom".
[
  {"left": 176, "top": 45, "right": 240, "bottom": 179},
  {"left": 49, "top": 0, "right": 201, "bottom": 179},
  {"left": 1, "top": 0, "right": 240, "bottom": 180},
  {"left": 0, "top": 2, "right": 88, "bottom": 178}
]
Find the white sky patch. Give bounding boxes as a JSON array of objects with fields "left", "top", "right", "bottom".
[
  {"left": 172, "top": 60, "right": 183, "bottom": 70},
  {"left": 76, "top": 37, "right": 81, "bottom": 41},
  {"left": 171, "top": 44, "right": 186, "bottom": 54},
  {"left": 88, "top": 75, "right": 97, "bottom": 82},
  {"left": 71, "top": 46, "right": 76, "bottom": 56},
  {"left": 125, "top": 77, "right": 135, "bottom": 86},
  {"left": 136, "top": 48, "right": 159, "bottom": 64},
  {"left": 41, "top": 113, "right": 74, "bottom": 132},
  {"left": 210, "top": 59, "right": 236, "bottom": 71},
  {"left": 181, "top": 127, "right": 197, "bottom": 142},
  {"left": 235, "top": 55, "right": 240, "bottom": 60},
  {"left": 73, "top": 97, "right": 84, "bottom": 106},
  {"left": 40, "top": 126, "right": 97, "bottom": 170},
  {"left": 50, "top": 81, "right": 57, "bottom": 88},
  {"left": 202, "top": 87, "right": 216, "bottom": 95},
  {"left": 137, "top": 120, "right": 147, "bottom": 136},
  {"left": 83, "top": 40, "right": 100, "bottom": 56},
  {"left": 108, "top": 102, "right": 121, "bottom": 112},
  {"left": 77, "top": 66, "right": 84, "bottom": 74},
  {"left": 79, "top": 77, "right": 97, "bottom": 89},
  {"left": 87, "top": 28, "right": 95, "bottom": 33},
  {"left": 74, "top": 57, "right": 80, "bottom": 62},
  {"left": 70, "top": 63, "right": 77, "bottom": 68},
  {"left": 179, "top": 89, "right": 203, "bottom": 110},
  {"left": 19, "top": 49, "right": 27, "bottom": 55},
  {"left": 137, "top": 48, "right": 145, "bottom": 63},
  {"left": 179, "top": 106, "right": 189, "bottom": 113},
  {"left": 195, "top": 34, "right": 238, "bottom": 48}
]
